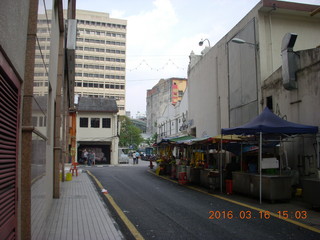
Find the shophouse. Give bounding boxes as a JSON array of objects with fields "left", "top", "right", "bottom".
[
  {"left": 188, "top": 0, "right": 320, "bottom": 138},
  {"left": 146, "top": 77, "right": 187, "bottom": 136},
  {"left": 157, "top": 89, "right": 189, "bottom": 141},
  {"left": 0, "top": 0, "right": 75, "bottom": 239},
  {"left": 76, "top": 97, "right": 119, "bottom": 165}
]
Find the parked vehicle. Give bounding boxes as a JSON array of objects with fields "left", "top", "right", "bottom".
[{"left": 118, "top": 148, "right": 129, "bottom": 164}]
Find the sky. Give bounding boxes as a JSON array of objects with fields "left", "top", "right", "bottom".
[{"left": 75, "top": 0, "right": 320, "bottom": 118}]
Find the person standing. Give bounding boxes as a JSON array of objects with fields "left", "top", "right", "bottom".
[
  {"left": 87, "top": 150, "right": 93, "bottom": 166},
  {"left": 92, "top": 151, "right": 96, "bottom": 166},
  {"left": 135, "top": 151, "right": 140, "bottom": 165},
  {"left": 83, "top": 149, "right": 88, "bottom": 164},
  {"left": 132, "top": 151, "right": 136, "bottom": 164}
]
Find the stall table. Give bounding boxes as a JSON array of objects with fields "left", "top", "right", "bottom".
[
  {"left": 233, "top": 172, "right": 292, "bottom": 202},
  {"left": 301, "top": 178, "right": 320, "bottom": 207}
]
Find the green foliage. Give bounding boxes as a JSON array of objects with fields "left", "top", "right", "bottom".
[{"left": 119, "top": 116, "right": 143, "bottom": 149}]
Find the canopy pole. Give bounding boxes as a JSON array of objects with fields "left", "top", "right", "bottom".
[
  {"left": 280, "top": 136, "right": 282, "bottom": 176},
  {"left": 259, "top": 132, "right": 262, "bottom": 204},
  {"left": 317, "top": 133, "right": 320, "bottom": 169},
  {"left": 240, "top": 142, "right": 243, "bottom": 172},
  {"left": 220, "top": 135, "right": 223, "bottom": 193}
]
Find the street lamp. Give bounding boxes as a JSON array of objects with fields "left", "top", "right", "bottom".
[
  {"left": 231, "top": 37, "right": 258, "bottom": 50},
  {"left": 199, "top": 38, "right": 211, "bottom": 47}
]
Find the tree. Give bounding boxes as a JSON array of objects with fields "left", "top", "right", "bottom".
[{"left": 119, "top": 116, "right": 143, "bottom": 149}]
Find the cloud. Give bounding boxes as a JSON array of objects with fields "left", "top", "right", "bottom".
[{"left": 126, "top": 0, "right": 178, "bottom": 54}]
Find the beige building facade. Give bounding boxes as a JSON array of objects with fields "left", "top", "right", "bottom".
[
  {"left": 146, "top": 77, "right": 187, "bottom": 135},
  {"left": 35, "top": 9, "right": 127, "bottom": 115},
  {"left": 75, "top": 10, "right": 127, "bottom": 115}
]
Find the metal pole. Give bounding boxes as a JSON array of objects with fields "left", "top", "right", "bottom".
[
  {"left": 220, "top": 135, "right": 223, "bottom": 193},
  {"left": 240, "top": 142, "right": 243, "bottom": 172},
  {"left": 259, "top": 132, "right": 262, "bottom": 204},
  {"left": 317, "top": 133, "right": 320, "bottom": 169}
]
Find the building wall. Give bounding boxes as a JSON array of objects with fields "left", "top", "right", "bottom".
[
  {"left": 75, "top": 10, "right": 127, "bottom": 115},
  {"left": 35, "top": 10, "right": 127, "bottom": 115},
  {"left": 157, "top": 88, "right": 189, "bottom": 141},
  {"left": 146, "top": 78, "right": 187, "bottom": 135},
  {"left": 0, "top": 0, "right": 29, "bottom": 77},
  {"left": 76, "top": 111, "right": 119, "bottom": 165},
  {"left": 188, "top": 0, "right": 320, "bottom": 138},
  {"left": 261, "top": 47, "right": 320, "bottom": 174}
]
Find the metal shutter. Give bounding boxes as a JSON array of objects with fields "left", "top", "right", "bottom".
[{"left": 0, "top": 74, "right": 19, "bottom": 240}]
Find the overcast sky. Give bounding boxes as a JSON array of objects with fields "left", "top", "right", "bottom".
[{"left": 75, "top": 0, "right": 319, "bottom": 118}]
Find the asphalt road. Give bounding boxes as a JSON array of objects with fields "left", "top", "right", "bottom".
[{"left": 88, "top": 163, "right": 320, "bottom": 240}]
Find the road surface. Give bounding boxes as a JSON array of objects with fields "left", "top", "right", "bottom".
[{"left": 88, "top": 163, "right": 320, "bottom": 240}]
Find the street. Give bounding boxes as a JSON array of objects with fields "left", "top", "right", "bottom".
[{"left": 88, "top": 162, "right": 320, "bottom": 240}]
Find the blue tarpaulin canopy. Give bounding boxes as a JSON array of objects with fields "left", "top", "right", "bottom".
[
  {"left": 221, "top": 107, "right": 318, "bottom": 204},
  {"left": 221, "top": 107, "right": 318, "bottom": 135}
]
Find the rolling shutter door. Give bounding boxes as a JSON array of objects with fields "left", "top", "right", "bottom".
[{"left": 0, "top": 74, "right": 19, "bottom": 240}]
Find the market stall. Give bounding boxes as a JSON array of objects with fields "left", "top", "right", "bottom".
[
  {"left": 156, "top": 135, "right": 244, "bottom": 192},
  {"left": 221, "top": 107, "right": 318, "bottom": 203}
]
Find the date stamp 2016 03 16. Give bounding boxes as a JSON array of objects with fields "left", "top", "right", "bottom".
[{"left": 208, "top": 210, "right": 308, "bottom": 220}]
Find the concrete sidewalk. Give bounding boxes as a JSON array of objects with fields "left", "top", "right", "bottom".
[{"left": 39, "top": 169, "right": 124, "bottom": 240}]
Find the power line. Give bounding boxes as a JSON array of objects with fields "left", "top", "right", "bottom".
[{"left": 128, "top": 58, "right": 186, "bottom": 72}]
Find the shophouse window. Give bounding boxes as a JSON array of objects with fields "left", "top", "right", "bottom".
[
  {"left": 91, "top": 118, "right": 100, "bottom": 128},
  {"left": 266, "top": 96, "right": 273, "bottom": 111},
  {"left": 80, "top": 117, "right": 88, "bottom": 127},
  {"left": 102, "top": 118, "right": 111, "bottom": 128}
]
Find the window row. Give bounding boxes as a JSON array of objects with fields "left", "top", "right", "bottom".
[
  {"left": 34, "top": 72, "right": 48, "bottom": 77},
  {"left": 79, "top": 117, "right": 111, "bottom": 128},
  {"left": 76, "top": 55, "right": 125, "bottom": 63},
  {"left": 75, "top": 93, "right": 125, "bottom": 105},
  {"left": 77, "top": 20, "right": 126, "bottom": 30},
  {"left": 75, "top": 81, "right": 125, "bottom": 89},
  {"left": 77, "top": 38, "right": 125, "bottom": 46},
  {"left": 78, "top": 28, "right": 125, "bottom": 38},
  {"left": 76, "top": 46, "right": 125, "bottom": 54},
  {"left": 32, "top": 116, "right": 47, "bottom": 127},
  {"left": 34, "top": 81, "right": 49, "bottom": 87},
  {"left": 75, "top": 73, "right": 125, "bottom": 80},
  {"left": 75, "top": 64, "right": 125, "bottom": 72}
]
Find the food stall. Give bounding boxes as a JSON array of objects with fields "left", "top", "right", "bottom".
[{"left": 221, "top": 107, "right": 318, "bottom": 203}]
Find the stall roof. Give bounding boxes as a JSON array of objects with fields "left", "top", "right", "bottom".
[
  {"left": 158, "top": 135, "right": 245, "bottom": 145},
  {"left": 157, "top": 136, "right": 195, "bottom": 144},
  {"left": 221, "top": 107, "right": 318, "bottom": 135}
]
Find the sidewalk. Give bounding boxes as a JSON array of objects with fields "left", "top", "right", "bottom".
[{"left": 40, "top": 169, "right": 124, "bottom": 240}]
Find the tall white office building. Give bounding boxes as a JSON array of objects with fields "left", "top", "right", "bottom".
[{"left": 35, "top": 10, "right": 127, "bottom": 115}]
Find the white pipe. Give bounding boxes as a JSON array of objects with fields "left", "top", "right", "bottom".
[
  {"left": 259, "top": 132, "right": 262, "bottom": 204},
  {"left": 220, "top": 135, "right": 223, "bottom": 193}
]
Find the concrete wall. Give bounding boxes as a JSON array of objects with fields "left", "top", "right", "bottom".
[
  {"left": 188, "top": 0, "right": 320, "bottom": 138},
  {"left": 0, "top": 0, "right": 29, "bottom": 77},
  {"left": 261, "top": 48, "right": 320, "bottom": 175}
]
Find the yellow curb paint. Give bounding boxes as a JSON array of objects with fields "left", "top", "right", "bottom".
[
  {"left": 148, "top": 170, "right": 320, "bottom": 234},
  {"left": 87, "top": 171, "right": 145, "bottom": 240}
]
